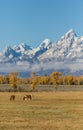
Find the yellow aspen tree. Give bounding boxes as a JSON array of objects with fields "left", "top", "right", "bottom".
[{"left": 9, "top": 72, "right": 18, "bottom": 89}]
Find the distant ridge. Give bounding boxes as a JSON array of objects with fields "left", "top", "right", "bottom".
[{"left": 0, "top": 29, "right": 83, "bottom": 77}]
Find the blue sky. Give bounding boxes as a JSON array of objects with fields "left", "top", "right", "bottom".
[{"left": 0, "top": 0, "right": 83, "bottom": 51}]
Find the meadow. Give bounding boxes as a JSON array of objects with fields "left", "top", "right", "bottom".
[{"left": 0, "top": 92, "right": 83, "bottom": 130}]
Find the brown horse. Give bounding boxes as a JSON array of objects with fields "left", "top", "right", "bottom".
[
  {"left": 23, "top": 94, "right": 32, "bottom": 100},
  {"left": 10, "top": 95, "right": 15, "bottom": 101}
]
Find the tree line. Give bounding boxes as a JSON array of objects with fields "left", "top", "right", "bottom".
[{"left": 0, "top": 71, "right": 83, "bottom": 87}]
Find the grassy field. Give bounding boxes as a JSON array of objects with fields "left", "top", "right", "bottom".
[{"left": 0, "top": 92, "right": 83, "bottom": 130}]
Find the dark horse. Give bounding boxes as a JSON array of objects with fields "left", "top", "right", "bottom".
[
  {"left": 10, "top": 95, "right": 15, "bottom": 101},
  {"left": 23, "top": 94, "right": 32, "bottom": 100}
]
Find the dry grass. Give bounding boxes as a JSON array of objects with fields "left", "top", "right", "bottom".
[{"left": 0, "top": 92, "right": 83, "bottom": 130}]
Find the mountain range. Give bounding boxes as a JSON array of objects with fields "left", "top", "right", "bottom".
[{"left": 0, "top": 29, "right": 83, "bottom": 77}]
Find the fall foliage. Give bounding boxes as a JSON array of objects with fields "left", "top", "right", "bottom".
[
  {"left": 9, "top": 72, "right": 18, "bottom": 89},
  {"left": 0, "top": 71, "right": 83, "bottom": 89}
]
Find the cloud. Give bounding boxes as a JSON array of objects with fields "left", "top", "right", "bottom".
[{"left": 0, "top": 60, "right": 83, "bottom": 75}]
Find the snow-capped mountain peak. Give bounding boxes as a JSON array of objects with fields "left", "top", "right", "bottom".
[
  {"left": 39, "top": 38, "right": 52, "bottom": 49},
  {"left": 19, "top": 43, "right": 32, "bottom": 50},
  {"left": 13, "top": 43, "right": 32, "bottom": 53},
  {"left": 65, "top": 29, "right": 77, "bottom": 37},
  {"left": 2, "top": 46, "right": 18, "bottom": 60},
  {"left": 3, "top": 46, "right": 14, "bottom": 56},
  {"left": 61, "top": 29, "right": 77, "bottom": 40}
]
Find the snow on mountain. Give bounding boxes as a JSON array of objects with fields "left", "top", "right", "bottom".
[
  {"left": 38, "top": 29, "right": 83, "bottom": 62},
  {"left": 3, "top": 46, "right": 15, "bottom": 57},
  {"left": 32, "top": 38, "right": 52, "bottom": 58},
  {"left": 0, "top": 44, "right": 33, "bottom": 64},
  {"left": 39, "top": 38, "right": 52, "bottom": 49},
  {"left": 20, "top": 38, "right": 53, "bottom": 61},
  {"left": 13, "top": 43, "right": 32, "bottom": 53},
  {"left": 0, "top": 29, "right": 83, "bottom": 76}
]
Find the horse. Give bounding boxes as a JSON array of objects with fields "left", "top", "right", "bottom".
[
  {"left": 23, "top": 94, "right": 32, "bottom": 100},
  {"left": 10, "top": 95, "right": 15, "bottom": 101}
]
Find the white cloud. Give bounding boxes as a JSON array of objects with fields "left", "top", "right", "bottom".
[{"left": 0, "top": 60, "right": 83, "bottom": 75}]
